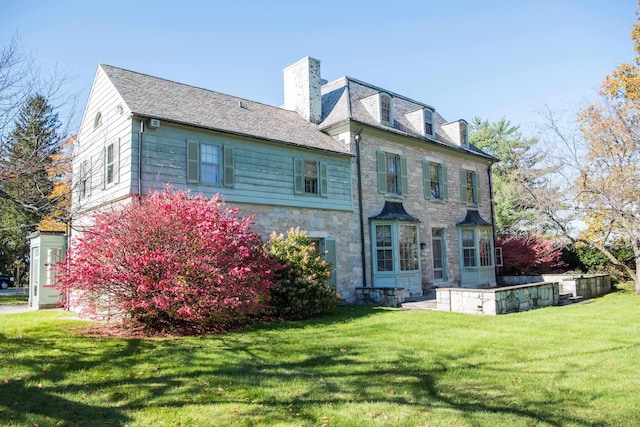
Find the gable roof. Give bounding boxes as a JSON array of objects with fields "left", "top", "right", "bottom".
[
  {"left": 320, "top": 76, "right": 495, "bottom": 160},
  {"left": 99, "top": 65, "right": 351, "bottom": 156}
]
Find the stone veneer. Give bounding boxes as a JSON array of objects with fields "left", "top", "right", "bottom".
[
  {"left": 226, "top": 201, "right": 363, "bottom": 303},
  {"left": 499, "top": 274, "right": 612, "bottom": 300},
  {"left": 436, "top": 282, "right": 559, "bottom": 315},
  {"left": 340, "top": 128, "right": 495, "bottom": 294}
]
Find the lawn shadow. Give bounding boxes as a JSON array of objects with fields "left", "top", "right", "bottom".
[{"left": 0, "top": 304, "right": 627, "bottom": 426}]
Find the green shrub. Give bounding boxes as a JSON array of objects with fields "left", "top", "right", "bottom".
[{"left": 265, "top": 227, "right": 339, "bottom": 319}]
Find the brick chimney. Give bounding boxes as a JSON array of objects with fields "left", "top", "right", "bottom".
[{"left": 283, "top": 57, "right": 322, "bottom": 124}]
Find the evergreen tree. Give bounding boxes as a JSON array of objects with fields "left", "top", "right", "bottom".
[
  {"left": 469, "top": 117, "right": 541, "bottom": 233},
  {"left": 0, "top": 93, "right": 64, "bottom": 279}
]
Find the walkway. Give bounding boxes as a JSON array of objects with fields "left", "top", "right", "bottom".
[
  {"left": 401, "top": 289, "right": 437, "bottom": 311},
  {"left": 0, "top": 304, "right": 33, "bottom": 314}
]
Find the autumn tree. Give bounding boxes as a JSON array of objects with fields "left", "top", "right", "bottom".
[
  {"left": 525, "top": 9, "right": 640, "bottom": 293},
  {"left": 469, "top": 117, "right": 541, "bottom": 233}
]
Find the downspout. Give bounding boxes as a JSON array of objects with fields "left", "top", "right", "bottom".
[
  {"left": 354, "top": 130, "right": 367, "bottom": 287},
  {"left": 138, "top": 118, "right": 144, "bottom": 200},
  {"left": 487, "top": 161, "right": 498, "bottom": 279}
]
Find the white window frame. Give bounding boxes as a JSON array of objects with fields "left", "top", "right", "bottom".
[
  {"left": 461, "top": 169, "right": 480, "bottom": 205},
  {"left": 380, "top": 93, "right": 393, "bottom": 126},
  {"left": 424, "top": 109, "right": 434, "bottom": 137},
  {"left": 372, "top": 222, "right": 420, "bottom": 274},
  {"left": 200, "top": 143, "right": 221, "bottom": 185},
  {"left": 460, "top": 226, "right": 494, "bottom": 269}
]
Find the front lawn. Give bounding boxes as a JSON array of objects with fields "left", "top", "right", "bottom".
[{"left": 1, "top": 285, "right": 639, "bottom": 426}]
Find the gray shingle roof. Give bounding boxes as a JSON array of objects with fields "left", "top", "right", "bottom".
[
  {"left": 320, "top": 77, "right": 495, "bottom": 160},
  {"left": 100, "top": 65, "right": 351, "bottom": 156}
]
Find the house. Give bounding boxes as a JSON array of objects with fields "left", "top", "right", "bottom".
[{"left": 73, "top": 56, "right": 497, "bottom": 305}]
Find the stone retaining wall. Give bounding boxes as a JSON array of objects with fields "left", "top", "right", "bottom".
[
  {"left": 436, "top": 282, "right": 559, "bottom": 315},
  {"left": 355, "top": 287, "right": 404, "bottom": 308},
  {"left": 498, "top": 274, "right": 611, "bottom": 299},
  {"left": 543, "top": 274, "right": 611, "bottom": 299}
]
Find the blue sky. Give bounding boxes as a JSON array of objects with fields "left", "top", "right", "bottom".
[{"left": 1, "top": 0, "right": 636, "bottom": 137}]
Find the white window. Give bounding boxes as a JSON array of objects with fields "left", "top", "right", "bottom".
[
  {"left": 373, "top": 223, "right": 420, "bottom": 274},
  {"left": 424, "top": 161, "right": 448, "bottom": 201},
  {"left": 186, "top": 140, "right": 234, "bottom": 187},
  {"left": 380, "top": 93, "right": 393, "bottom": 125},
  {"left": 424, "top": 110, "right": 434, "bottom": 137},
  {"left": 304, "top": 160, "right": 318, "bottom": 194},
  {"left": 461, "top": 169, "right": 480, "bottom": 205},
  {"left": 201, "top": 143, "right": 221, "bottom": 184},
  {"left": 460, "top": 227, "right": 494, "bottom": 268},
  {"left": 94, "top": 112, "right": 102, "bottom": 129},
  {"left": 377, "top": 151, "right": 408, "bottom": 195},
  {"left": 294, "top": 158, "right": 327, "bottom": 196},
  {"left": 461, "top": 229, "right": 476, "bottom": 267},
  {"left": 104, "top": 139, "right": 119, "bottom": 187},
  {"left": 459, "top": 121, "right": 468, "bottom": 145},
  {"left": 78, "top": 160, "right": 89, "bottom": 199}
]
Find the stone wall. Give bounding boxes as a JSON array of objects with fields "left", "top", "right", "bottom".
[
  {"left": 498, "top": 274, "right": 612, "bottom": 300},
  {"left": 436, "top": 282, "right": 559, "bottom": 315},
  {"left": 543, "top": 274, "right": 611, "bottom": 299},
  {"left": 355, "top": 287, "right": 404, "bottom": 308}
]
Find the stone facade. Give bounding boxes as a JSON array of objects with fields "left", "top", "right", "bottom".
[
  {"left": 331, "top": 127, "right": 495, "bottom": 296},
  {"left": 436, "top": 282, "right": 559, "bottom": 315},
  {"left": 229, "top": 202, "right": 363, "bottom": 303}
]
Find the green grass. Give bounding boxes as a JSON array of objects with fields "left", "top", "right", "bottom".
[
  {"left": 1, "top": 286, "right": 639, "bottom": 426},
  {"left": 0, "top": 292, "right": 28, "bottom": 305}
]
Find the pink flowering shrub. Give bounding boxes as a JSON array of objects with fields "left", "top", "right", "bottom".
[
  {"left": 497, "top": 234, "right": 566, "bottom": 276},
  {"left": 57, "top": 188, "right": 279, "bottom": 333}
]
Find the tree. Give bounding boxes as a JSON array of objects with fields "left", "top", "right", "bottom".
[
  {"left": 469, "top": 117, "right": 541, "bottom": 233},
  {"left": 0, "top": 36, "right": 73, "bottom": 213},
  {"left": 265, "top": 227, "right": 339, "bottom": 319},
  {"left": 57, "top": 188, "right": 279, "bottom": 334},
  {"left": 0, "top": 93, "right": 66, "bottom": 280},
  {"left": 496, "top": 234, "right": 566, "bottom": 276},
  {"left": 524, "top": 8, "right": 640, "bottom": 293}
]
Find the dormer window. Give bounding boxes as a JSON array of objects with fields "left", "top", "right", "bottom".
[
  {"left": 459, "top": 120, "right": 468, "bottom": 145},
  {"left": 424, "top": 110, "right": 434, "bottom": 137},
  {"left": 380, "top": 93, "right": 392, "bottom": 125}
]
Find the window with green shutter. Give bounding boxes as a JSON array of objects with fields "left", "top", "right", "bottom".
[
  {"left": 423, "top": 161, "right": 448, "bottom": 201},
  {"left": 377, "top": 151, "right": 408, "bottom": 195},
  {"left": 104, "top": 139, "right": 120, "bottom": 188},
  {"left": 186, "top": 140, "right": 233, "bottom": 187},
  {"left": 294, "top": 157, "right": 327, "bottom": 196},
  {"left": 460, "top": 168, "right": 480, "bottom": 205}
]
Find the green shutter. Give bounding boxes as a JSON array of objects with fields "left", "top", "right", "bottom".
[
  {"left": 102, "top": 146, "right": 106, "bottom": 189},
  {"left": 293, "top": 157, "right": 303, "bottom": 194},
  {"left": 223, "top": 144, "right": 234, "bottom": 188},
  {"left": 324, "top": 238, "right": 337, "bottom": 286},
  {"left": 187, "top": 140, "right": 199, "bottom": 184},
  {"left": 400, "top": 156, "right": 408, "bottom": 195},
  {"left": 441, "top": 164, "right": 449, "bottom": 201},
  {"left": 422, "top": 161, "right": 430, "bottom": 199},
  {"left": 320, "top": 161, "right": 328, "bottom": 197},
  {"left": 114, "top": 138, "right": 120, "bottom": 185},
  {"left": 460, "top": 169, "right": 466, "bottom": 203},
  {"left": 377, "top": 151, "right": 386, "bottom": 193},
  {"left": 475, "top": 172, "right": 481, "bottom": 204}
]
